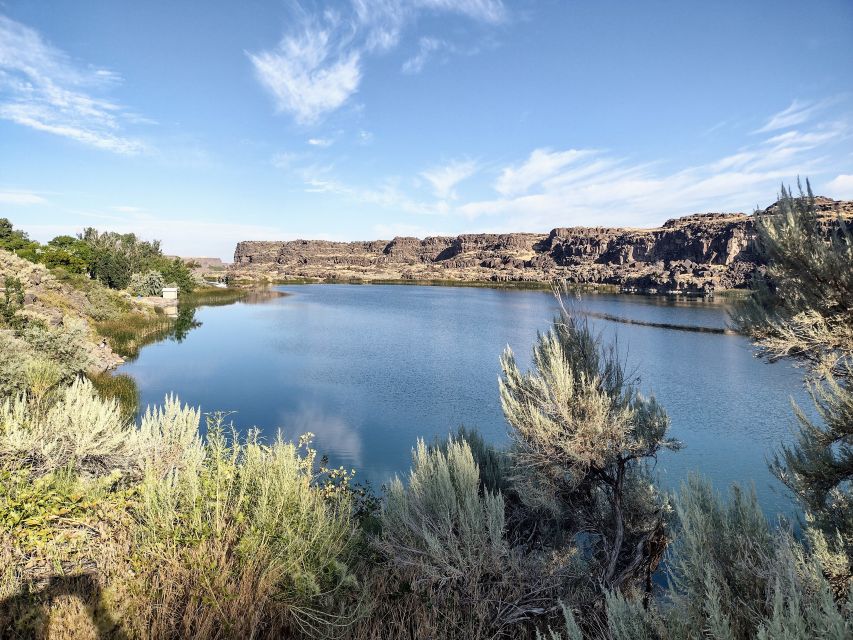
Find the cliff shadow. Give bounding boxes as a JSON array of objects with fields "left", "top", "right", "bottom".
[{"left": 0, "top": 572, "right": 127, "bottom": 640}]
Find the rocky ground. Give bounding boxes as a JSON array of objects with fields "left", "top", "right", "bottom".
[
  {"left": 1, "top": 250, "right": 126, "bottom": 371},
  {"left": 229, "top": 197, "right": 853, "bottom": 294}
]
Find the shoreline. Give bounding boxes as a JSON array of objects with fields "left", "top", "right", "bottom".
[{"left": 230, "top": 274, "right": 751, "bottom": 300}]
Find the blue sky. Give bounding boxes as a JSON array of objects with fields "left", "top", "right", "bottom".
[{"left": 1, "top": 0, "right": 852, "bottom": 259}]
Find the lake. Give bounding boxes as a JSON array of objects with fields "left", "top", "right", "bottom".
[{"left": 119, "top": 284, "right": 811, "bottom": 517}]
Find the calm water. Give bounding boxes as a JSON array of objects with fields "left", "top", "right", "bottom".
[{"left": 120, "top": 284, "right": 811, "bottom": 517}]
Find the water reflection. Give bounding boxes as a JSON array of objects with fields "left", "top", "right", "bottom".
[
  {"left": 278, "top": 404, "right": 365, "bottom": 468},
  {"left": 120, "top": 284, "right": 810, "bottom": 518}
]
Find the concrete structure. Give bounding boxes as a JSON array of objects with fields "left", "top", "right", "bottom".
[{"left": 162, "top": 287, "right": 178, "bottom": 300}]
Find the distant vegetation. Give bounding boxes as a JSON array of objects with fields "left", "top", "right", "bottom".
[
  {"left": 0, "top": 186, "right": 851, "bottom": 638},
  {"left": 0, "top": 218, "right": 197, "bottom": 295}
]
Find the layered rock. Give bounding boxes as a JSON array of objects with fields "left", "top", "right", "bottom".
[{"left": 230, "top": 198, "right": 852, "bottom": 294}]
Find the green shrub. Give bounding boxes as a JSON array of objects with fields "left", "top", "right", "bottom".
[
  {"left": 19, "top": 319, "right": 92, "bottom": 382},
  {"left": 91, "top": 250, "right": 132, "bottom": 289},
  {"left": 664, "top": 475, "right": 850, "bottom": 640},
  {"left": 1, "top": 275, "right": 24, "bottom": 328},
  {"left": 0, "top": 318, "right": 90, "bottom": 400},
  {"left": 130, "top": 420, "right": 361, "bottom": 638},
  {"left": 500, "top": 307, "right": 679, "bottom": 594},
  {"left": 0, "top": 377, "right": 135, "bottom": 477},
  {"left": 733, "top": 182, "right": 853, "bottom": 594},
  {"left": 0, "top": 331, "right": 30, "bottom": 397},
  {"left": 129, "top": 270, "right": 165, "bottom": 297},
  {"left": 367, "top": 436, "right": 565, "bottom": 639},
  {"left": 83, "top": 282, "right": 130, "bottom": 321},
  {"left": 381, "top": 438, "right": 507, "bottom": 585}
]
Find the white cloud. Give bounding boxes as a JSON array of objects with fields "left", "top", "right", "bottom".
[
  {"left": 753, "top": 99, "right": 827, "bottom": 134},
  {"left": 495, "top": 148, "right": 594, "bottom": 196},
  {"left": 414, "top": 0, "right": 506, "bottom": 24},
  {"left": 457, "top": 116, "right": 847, "bottom": 229},
  {"left": 0, "top": 190, "right": 47, "bottom": 205},
  {"left": 279, "top": 405, "right": 364, "bottom": 467},
  {"left": 248, "top": 21, "right": 362, "bottom": 125},
  {"left": 250, "top": 0, "right": 508, "bottom": 124},
  {"left": 308, "top": 137, "right": 334, "bottom": 147},
  {"left": 402, "top": 37, "right": 445, "bottom": 74},
  {"left": 0, "top": 15, "right": 147, "bottom": 154},
  {"left": 272, "top": 102, "right": 848, "bottom": 236},
  {"left": 826, "top": 174, "right": 853, "bottom": 199},
  {"left": 420, "top": 159, "right": 478, "bottom": 199},
  {"left": 292, "top": 160, "right": 447, "bottom": 216}
]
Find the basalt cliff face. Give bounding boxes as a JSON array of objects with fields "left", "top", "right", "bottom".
[{"left": 230, "top": 197, "right": 851, "bottom": 294}]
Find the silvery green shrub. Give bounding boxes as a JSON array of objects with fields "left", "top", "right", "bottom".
[{"left": 129, "top": 270, "right": 165, "bottom": 297}]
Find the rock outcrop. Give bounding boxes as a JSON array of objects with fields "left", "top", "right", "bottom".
[{"left": 230, "top": 197, "right": 852, "bottom": 294}]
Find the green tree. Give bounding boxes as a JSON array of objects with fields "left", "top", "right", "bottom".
[
  {"left": 40, "top": 235, "right": 93, "bottom": 274},
  {"left": 153, "top": 256, "right": 197, "bottom": 293},
  {"left": 734, "top": 181, "right": 852, "bottom": 594},
  {"left": 90, "top": 249, "right": 132, "bottom": 289},
  {"left": 0, "top": 218, "right": 40, "bottom": 261},
  {"left": 79, "top": 228, "right": 196, "bottom": 292}
]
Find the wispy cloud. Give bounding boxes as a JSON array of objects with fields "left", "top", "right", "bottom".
[
  {"left": 402, "top": 37, "right": 445, "bottom": 74},
  {"left": 415, "top": 0, "right": 506, "bottom": 24},
  {"left": 0, "top": 189, "right": 47, "bottom": 205},
  {"left": 753, "top": 99, "right": 830, "bottom": 134},
  {"left": 286, "top": 159, "right": 447, "bottom": 216},
  {"left": 458, "top": 115, "right": 849, "bottom": 229},
  {"left": 285, "top": 100, "right": 850, "bottom": 234},
  {"left": 247, "top": 15, "right": 362, "bottom": 126},
  {"left": 0, "top": 14, "right": 148, "bottom": 154},
  {"left": 308, "top": 137, "right": 334, "bottom": 147},
  {"left": 421, "top": 159, "right": 478, "bottom": 199},
  {"left": 249, "top": 0, "right": 507, "bottom": 124},
  {"left": 495, "top": 148, "right": 595, "bottom": 197}
]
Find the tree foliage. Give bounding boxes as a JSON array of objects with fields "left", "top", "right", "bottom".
[
  {"left": 40, "top": 236, "right": 92, "bottom": 274},
  {"left": 0, "top": 218, "right": 40, "bottom": 261},
  {"left": 1, "top": 218, "right": 198, "bottom": 293}
]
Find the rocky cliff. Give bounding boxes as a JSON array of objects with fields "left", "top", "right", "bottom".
[{"left": 230, "top": 197, "right": 852, "bottom": 294}]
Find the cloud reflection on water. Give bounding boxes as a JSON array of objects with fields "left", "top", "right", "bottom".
[{"left": 278, "top": 404, "right": 364, "bottom": 469}]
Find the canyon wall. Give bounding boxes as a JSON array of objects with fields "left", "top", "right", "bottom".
[{"left": 230, "top": 197, "right": 851, "bottom": 294}]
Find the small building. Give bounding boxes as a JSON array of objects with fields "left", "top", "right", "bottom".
[{"left": 162, "top": 287, "right": 178, "bottom": 300}]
